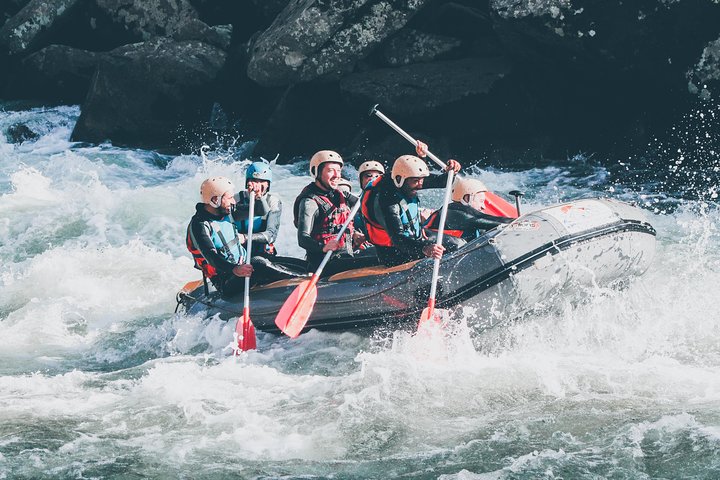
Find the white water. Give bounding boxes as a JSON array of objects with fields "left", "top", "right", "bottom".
[{"left": 1, "top": 105, "right": 719, "bottom": 479}]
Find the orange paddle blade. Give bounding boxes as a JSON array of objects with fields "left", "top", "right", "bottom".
[
  {"left": 235, "top": 308, "right": 257, "bottom": 352},
  {"left": 418, "top": 307, "right": 449, "bottom": 332},
  {"left": 274, "top": 278, "right": 318, "bottom": 338},
  {"left": 419, "top": 297, "right": 453, "bottom": 329},
  {"left": 484, "top": 192, "right": 518, "bottom": 218}
]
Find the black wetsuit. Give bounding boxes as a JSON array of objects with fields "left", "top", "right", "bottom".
[
  {"left": 187, "top": 203, "right": 276, "bottom": 296},
  {"left": 367, "top": 173, "right": 462, "bottom": 266},
  {"left": 294, "top": 183, "right": 359, "bottom": 272},
  {"left": 424, "top": 202, "right": 513, "bottom": 240}
]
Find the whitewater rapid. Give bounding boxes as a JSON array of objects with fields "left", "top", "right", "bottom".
[{"left": 1, "top": 105, "right": 719, "bottom": 479}]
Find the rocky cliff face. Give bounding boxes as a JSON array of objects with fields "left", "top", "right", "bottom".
[{"left": 1, "top": 0, "right": 719, "bottom": 164}]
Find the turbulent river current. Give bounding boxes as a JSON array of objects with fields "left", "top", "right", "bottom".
[{"left": 1, "top": 104, "right": 719, "bottom": 479}]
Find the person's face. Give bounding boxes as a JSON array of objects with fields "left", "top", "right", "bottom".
[
  {"left": 360, "top": 170, "right": 382, "bottom": 189},
  {"left": 317, "top": 162, "right": 342, "bottom": 190},
  {"left": 465, "top": 192, "right": 486, "bottom": 211},
  {"left": 216, "top": 191, "right": 236, "bottom": 214},
  {"left": 247, "top": 179, "right": 269, "bottom": 195},
  {"left": 402, "top": 177, "right": 424, "bottom": 197}
]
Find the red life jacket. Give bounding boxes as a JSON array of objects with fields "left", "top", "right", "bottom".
[
  {"left": 293, "top": 184, "right": 354, "bottom": 248},
  {"left": 185, "top": 225, "right": 217, "bottom": 279},
  {"left": 423, "top": 210, "right": 464, "bottom": 238},
  {"left": 361, "top": 175, "right": 419, "bottom": 247}
]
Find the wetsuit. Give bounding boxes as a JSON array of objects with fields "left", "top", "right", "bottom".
[
  {"left": 362, "top": 173, "right": 462, "bottom": 266},
  {"left": 186, "top": 203, "right": 248, "bottom": 295},
  {"left": 424, "top": 202, "right": 513, "bottom": 240},
  {"left": 233, "top": 191, "right": 281, "bottom": 257},
  {"left": 294, "top": 182, "right": 358, "bottom": 272}
]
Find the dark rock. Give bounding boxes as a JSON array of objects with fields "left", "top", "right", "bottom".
[
  {"left": 0, "top": 0, "right": 84, "bottom": 57},
  {"left": 410, "top": 1, "right": 492, "bottom": 41},
  {"left": 485, "top": 0, "right": 720, "bottom": 159},
  {"left": 4, "top": 45, "right": 99, "bottom": 103},
  {"left": 173, "top": 19, "right": 233, "bottom": 50},
  {"left": 249, "top": 0, "right": 290, "bottom": 22},
  {"left": 247, "top": 0, "right": 432, "bottom": 87},
  {"left": 0, "top": 0, "right": 30, "bottom": 27},
  {"left": 6, "top": 123, "right": 39, "bottom": 143},
  {"left": 71, "top": 38, "right": 227, "bottom": 150},
  {"left": 252, "top": 82, "right": 365, "bottom": 161},
  {"left": 340, "top": 57, "right": 512, "bottom": 115},
  {"left": 382, "top": 29, "right": 461, "bottom": 66},
  {"left": 188, "top": 0, "right": 269, "bottom": 44},
  {"left": 688, "top": 37, "right": 720, "bottom": 99},
  {"left": 94, "top": 0, "right": 214, "bottom": 43}
]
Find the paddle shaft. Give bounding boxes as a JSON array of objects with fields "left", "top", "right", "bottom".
[
  {"left": 371, "top": 106, "right": 448, "bottom": 170},
  {"left": 242, "top": 191, "right": 255, "bottom": 312},
  {"left": 427, "top": 169, "right": 455, "bottom": 310}
]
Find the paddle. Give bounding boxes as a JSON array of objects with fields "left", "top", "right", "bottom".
[
  {"left": 274, "top": 198, "right": 363, "bottom": 338},
  {"left": 419, "top": 168, "right": 455, "bottom": 328},
  {"left": 370, "top": 105, "right": 518, "bottom": 218},
  {"left": 234, "top": 190, "right": 257, "bottom": 353},
  {"left": 366, "top": 106, "right": 455, "bottom": 327}
]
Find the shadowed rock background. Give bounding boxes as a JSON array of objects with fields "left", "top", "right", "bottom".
[{"left": 1, "top": 0, "right": 719, "bottom": 167}]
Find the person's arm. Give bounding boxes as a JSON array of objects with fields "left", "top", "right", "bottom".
[
  {"left": 233, "top": 191, "right": 269, "bottom": 218},
  {"left": 420, "top": 158, "right": 461, "bottom": 189},
  {"left": 296, "top": 198, "right": 325, "bottom": 254},
  {"left": 188, "top": 218, "right": 237, "bottom": 275},
  {"left": 252, "top": 193, "right": 282, "bottom": 245},
  {"left": 465, "top": 208, "right": 513, "bottom": 231},
  {"left": 422, "top": 171, "right": 451, "bottom": 189},
  {"left": 344, "top": 191, "right": 359, "bottom": 207}
]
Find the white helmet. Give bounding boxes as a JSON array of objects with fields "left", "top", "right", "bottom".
[
  {"left": 200, "top": 176, "right": 235, "bottom": 207},
  {"left": 309, "top": 150, "right": 343, "bottom": 179},
  {"left": 358, "top": 160, "right": 385, "bottom": 175},
  {"left": 452, "top": 177, "right": 487, "bottom": 203},
  {"left": 337, "top": 178, "right": 352, "bottom": 193},
  {"left": 391, "top": 155, "right": 429, "bottom": 188}
]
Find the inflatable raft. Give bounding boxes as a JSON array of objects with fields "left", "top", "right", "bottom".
[{"left": 177, "top": 198, "right": 656, "bottom": 335}]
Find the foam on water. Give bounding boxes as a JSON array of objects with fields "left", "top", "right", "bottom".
[{"left": 1, "top": 105, "right": 720, "bottom": 478}]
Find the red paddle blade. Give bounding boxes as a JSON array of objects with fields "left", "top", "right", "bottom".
[
  {"left": 418, "top": 297, "right": 452, "bottom": 329},
  {"left": 234, "top": 308, "right": 257, "bottom": 353},
  {"left": 484, "top": 192, "right": 518, "bottom": 218},
  {"left": 274, "top": 279, "right": 318, "bottom": 338},
  {"left": 419, "top": 308, "right": 443, "bottom": 329}
]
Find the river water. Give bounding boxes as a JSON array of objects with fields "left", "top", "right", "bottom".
[{"left": 1, "top": 104, "right": 719, "bottom": 479}]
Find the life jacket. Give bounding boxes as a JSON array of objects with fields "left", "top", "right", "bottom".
[
  {"left": 235, "top": 214, "right": 276, "bottom": 255},
  {"left": 186, "top": 216, "right": 244, "bottom": 278},
  {"left": 361, "top": 175, "right": 422, "bottom": 247},
  {"left": 423, "top": 209, "right": 465, "bottom": 238},
  {"left": 235, "top": 215, "right": 265, "bottom": 235},
  {"left": 234, "top": 191, "right": 279, "bottom": 256},
  {"left": 293, "top": 184, "right": 354, "bottom": 249}
]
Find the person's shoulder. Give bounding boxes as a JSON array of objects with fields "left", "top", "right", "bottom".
[
  {"left": 266, "top": 191, "right": 282, "bottom": 205},
  {"left": 295, "top": 182, "right": 316, "bottom": 199},
  {"left": 190, "top": 203, "right": 208, "bottom": 220}
]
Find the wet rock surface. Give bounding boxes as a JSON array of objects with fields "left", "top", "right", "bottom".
[{"left": 0, "top": 0, "right": 718, "bottom": 163}]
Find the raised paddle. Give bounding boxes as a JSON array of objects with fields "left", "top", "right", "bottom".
[
  {"left": 370, "top": 105, "right": 518, "bottom": 218},
  {"left": 369, "top": 105, "right": 459, "bottom": 328},
  {"left": 274, "top": 198, "right": 363, "bottom": 338},
  {"left": 234, "top": 190, "right": 257, "bottom": 353}
]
